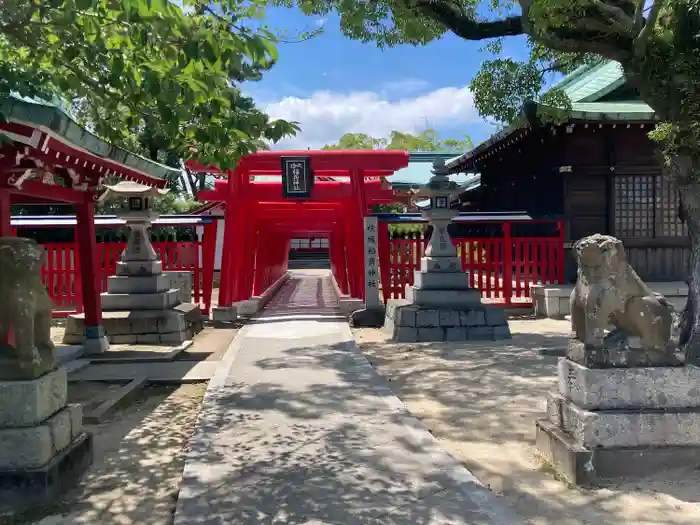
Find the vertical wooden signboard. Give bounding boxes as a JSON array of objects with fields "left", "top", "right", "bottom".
[{"left": 281, "top": 156, "right": 313, "bottom": 199}]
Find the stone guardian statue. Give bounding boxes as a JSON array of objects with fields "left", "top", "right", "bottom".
[
  {"left": 0, "top": 237, "right": 56, "bottom": 379},
  {"left": 568, "top": 234, "right": 679, "bottom": 367}
]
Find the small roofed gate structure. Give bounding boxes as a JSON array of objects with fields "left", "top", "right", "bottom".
[
  {"left": 188, "top": 150, "right": 409, "bottom": 311},
  {"left": 0, "top": 96, "right": 177, "bottom": 351}
]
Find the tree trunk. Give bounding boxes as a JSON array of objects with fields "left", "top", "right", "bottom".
[{"left": 670, "top": 156, "right": 700, "bottom": 364}]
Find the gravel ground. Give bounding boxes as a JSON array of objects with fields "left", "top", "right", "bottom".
[{"left": 354, "top": 319, "right": 700, "bottom": 525}]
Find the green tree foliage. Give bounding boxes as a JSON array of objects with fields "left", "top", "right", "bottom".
[
  {"left": 322, "top": 128, "right": 474, "bottom": 151},
  {"left": 0, "top": 0, "right": 302, "bottom": 169}
]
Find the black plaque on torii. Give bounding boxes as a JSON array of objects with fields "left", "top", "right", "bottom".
[{"left": 281, "top": 156, "right": 314, "bottom": 199}]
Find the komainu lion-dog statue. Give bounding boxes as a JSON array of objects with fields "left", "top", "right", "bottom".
[
  {"left": 0, "top": 237, "right": 57, "bottom": 379},
  {"left": 569, "top": 234, "right": 679, "bottom": 367}
]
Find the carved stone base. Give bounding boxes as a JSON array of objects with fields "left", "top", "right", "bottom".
[
  {"left": 537, "top": 357, "right": 700, "bottom": 485},
  {"left": 0, "top": 432, "right": 93, "bottom": 506}
]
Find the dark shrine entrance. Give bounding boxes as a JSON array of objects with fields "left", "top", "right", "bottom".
[{"left": 188, "top": 150, "right": 409, "bottom": 309}]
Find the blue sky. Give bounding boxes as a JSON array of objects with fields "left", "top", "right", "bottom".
[{"left": 245, "top": 7, "right": 533, "bottom": 151}]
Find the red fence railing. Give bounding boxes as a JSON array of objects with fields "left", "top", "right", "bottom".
[
  {"left": 42, "top": 241, "right": 214, "bottom": 316},
  {"left": 377, "top": 220, "right": 565, "bottom": 307}
]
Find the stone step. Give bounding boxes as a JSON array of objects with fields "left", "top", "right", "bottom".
[
  {"left": 68, "top": 361, "right": 218, "bottom": 383},
  {"left": 107, "top": 273, "right": 170, "bottom": 294},
  {"left": 101, "top": 288, "right": 181, "bottom": 311}
]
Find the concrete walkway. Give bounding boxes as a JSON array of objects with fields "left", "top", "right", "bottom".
[{"left": 173, "top": 271, "right": 523, "bottom": 525}]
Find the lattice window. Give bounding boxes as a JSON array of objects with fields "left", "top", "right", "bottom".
[
  {"left": 614, "top": 175, "right": 654, "bottom": 237},
  {"left": 655, "top": 177, "right": 688, "bottom": 237},
  {"left": 613, "top": 175, "right": 687, "bottom": 238}
]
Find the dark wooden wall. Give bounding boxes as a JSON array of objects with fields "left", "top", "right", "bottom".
[{"left": 469, "top": 120, "right": 688, "bottom": 283}]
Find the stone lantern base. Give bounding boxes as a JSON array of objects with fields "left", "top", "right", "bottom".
[
  {"left": 63, "top": 260, "right": 203, "bottom": 347},
  {"left": 383, "top": 255, "right": 511, "bottom": 342}
]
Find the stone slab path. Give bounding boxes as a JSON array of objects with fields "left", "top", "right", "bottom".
[
  {"left": 68, "top": 360, "right": 218, "bottom": 382},
  {"left": 173, "top": 271, "right": 523, "bottom": 525}
]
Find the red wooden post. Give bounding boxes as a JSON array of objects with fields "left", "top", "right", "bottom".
[
  {"left": 502, "top": 221, "right": 513, "bottom": 307},
  {"left": 349, "top": 170, "right": 367, "bottom": 299},
  {"left": 0, "top": 190, "right": 11, "bottom": 344},
  {"left": 328, "top": 230, "right": 338, "bottom": 286},
  {"left": 218, "top": 204, "right": 233, "bottom": 307},
  {"left": 201, "top": 220, "right": 218, "bottom": 314},
  {"left": 0, "top": 190, "right": 11, "bottom": 237},
  {"left": 239, "top": 214, "right": 257, "bottom": 299},
  {"left": 253, "top": 228, "right": 267, "bottom": 295},
  {"left": 344, "top": 212, "right": 359, "bottom": 297},
  {"left": 222, "top": 167, "right": 245, "bottom": 305},
  {"left": 75, "top": 197, "right": 108, "bottom": 353},
  {"left": 557, "top": 219, "right": 566, "bottom": 284},
  {"left": 335, "top": 228, "right": 349, "bottom": 295}
]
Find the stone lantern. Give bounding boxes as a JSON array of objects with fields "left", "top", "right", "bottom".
[
  {"left": 382, "top": 158, "right": 512, "bottom": 342},
  {"left": 101, "top": 181, "right": 169, "bottom": 265},
  {"left": 62, "top": 180, "right": 203, "bottom": 346},
  {"left": 416, "top": 158, "right": 460, "bottom": 260}
]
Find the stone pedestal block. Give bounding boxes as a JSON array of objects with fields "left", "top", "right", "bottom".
[
  {"left": 0, "top": 371, "right": 92, "bottom": 505},
  {"left": 163, "top": 271, "right": 193, "bottom": 304},
  {"left": 101, "top": 288, "right": 181, "bottom": 311},
  {"left": 420, "top": 256, "right": 462, "bottom": 273},
  {"left": 536, "top": 358, "right": 700, "bottom": 485},
  {"left": 0, "top": 369, "right": 67, "bottom": 427},
  {"left": 116, "top": 259, "right": 163, "bottom": 276},
  {"left": 0, "top": 404, "right": 83, "bottom": 469},
  {"left": 107, "top": 273, "right": 170, "bottom": 295},
  {"left": 405, "top": 287, "right": 482, "bottom": 308},
  {"left": 558, "top": 358, "right": 700, "bottom": 410},
  {"left": 413, "top": 270, "right": 471, "bottom": 290}
]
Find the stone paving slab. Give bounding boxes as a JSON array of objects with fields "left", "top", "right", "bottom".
[
  {"left": 67, "top": 360, "right": 218, "bottom": 383},
  {"left": 174, "top": 272, "right": 523, "bottom": 525}
]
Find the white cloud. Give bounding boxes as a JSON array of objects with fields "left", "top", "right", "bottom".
[{"left": 262, "top": 85, "right": 479, "bottom": 149}]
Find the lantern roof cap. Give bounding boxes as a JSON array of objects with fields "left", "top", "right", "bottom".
[
  {"left": 415, "top": 158, "right": 459, "bottom": 197},
  {"left": 103, "top": 181, "right": 170, "bottom": 197}
]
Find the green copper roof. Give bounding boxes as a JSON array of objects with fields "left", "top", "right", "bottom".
[
  {"left": 552, "top": 60, "right": 627, "bottom": 103},
  {"left": 0, "top": 95, "right": 179, "bottom": 181},
  {"left": 568, "top": 101, "right": 654, "bottom": 120},
  {"left": 446, "top": 61, "right": 656, "bottom": 172}
]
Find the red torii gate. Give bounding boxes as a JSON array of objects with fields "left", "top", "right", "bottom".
[{"left": 188, "top": 150, "right": 409, "bottom": 307}]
